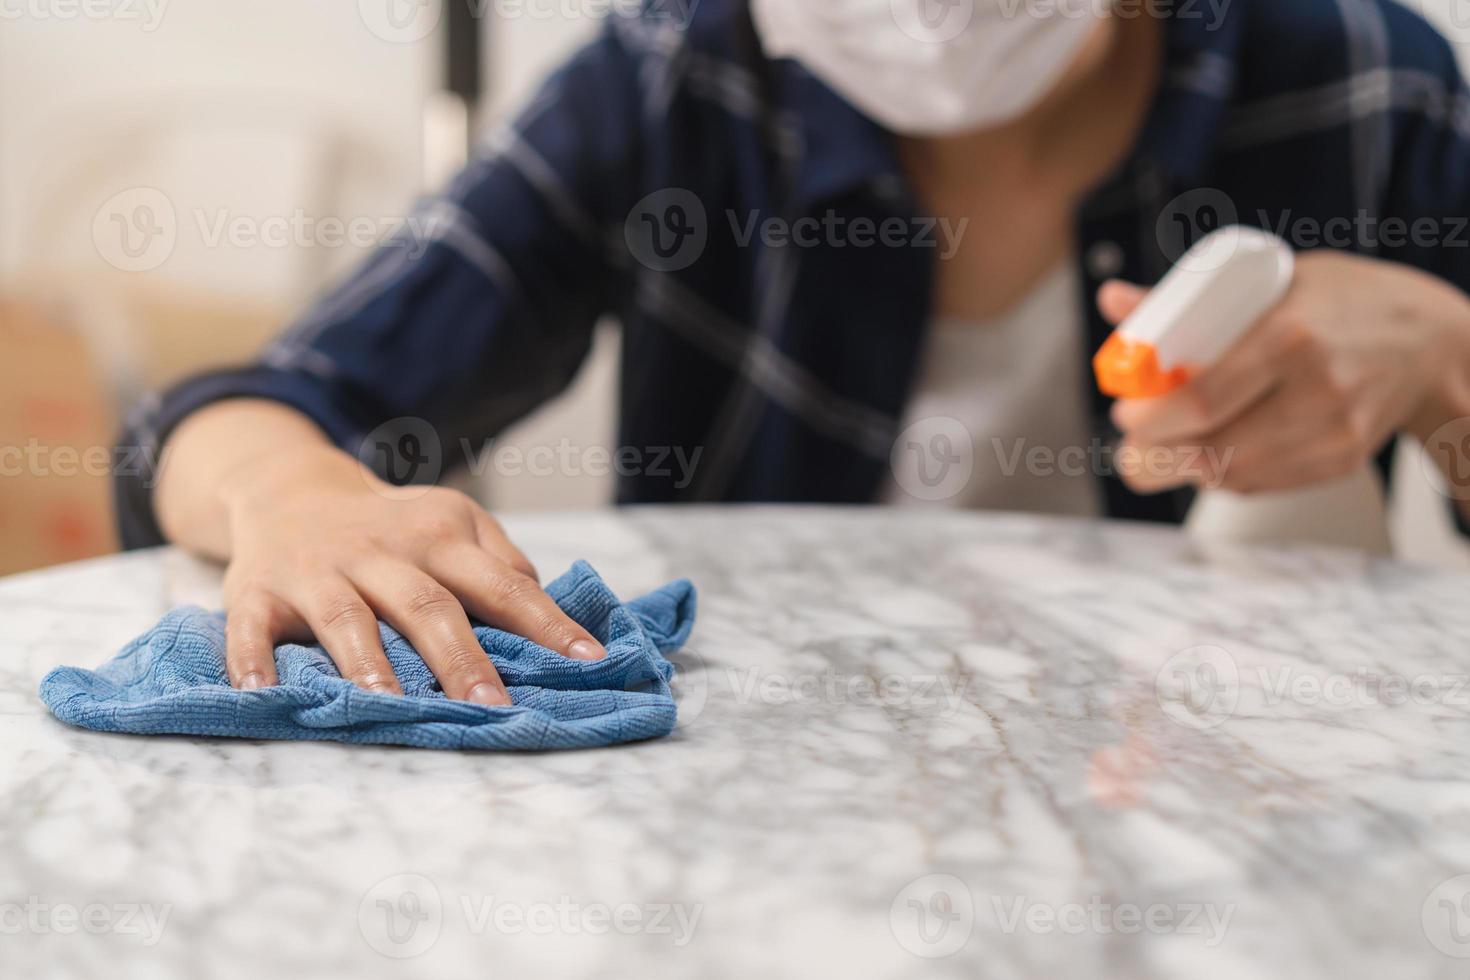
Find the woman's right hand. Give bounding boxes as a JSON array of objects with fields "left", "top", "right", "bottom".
[{"left": 216, "top": 443, "right": 605, "bottom": 703}]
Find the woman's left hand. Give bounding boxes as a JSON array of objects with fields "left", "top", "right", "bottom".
[{"left": 1098, "top": 250, "right": 1470, "bottom": 495}]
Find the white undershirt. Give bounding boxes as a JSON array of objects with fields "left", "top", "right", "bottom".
[{"left": 883, "top": 261, "right": 1102, "bottom": 516}]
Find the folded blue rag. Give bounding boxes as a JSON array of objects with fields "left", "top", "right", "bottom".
[{"left": 39, "top": 561, "right": 696, "bottom": 751}]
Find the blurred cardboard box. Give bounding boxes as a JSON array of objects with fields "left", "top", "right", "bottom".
[
  {"left": 0, "top": 299, "right": 118, "bottom": 575},
  {"left": 0, "top": 286, "right": 282, "bottom": 576}
]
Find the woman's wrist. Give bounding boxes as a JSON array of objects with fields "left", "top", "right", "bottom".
[
  {"left": 221, "top": 442, "right": 367, "bottom": 526},
  {"left": 156, "top": 400, "right": 346, "bottom": 557},
  {"left": 1406, "top": 276, "right": 1470, "bottom": 446}
]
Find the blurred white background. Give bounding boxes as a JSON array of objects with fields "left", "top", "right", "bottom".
[{"left": 0, "top": 1, "right": 1466, "bottom": 570}]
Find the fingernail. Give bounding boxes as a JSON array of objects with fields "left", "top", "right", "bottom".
[
  {"left": 239, "top": 673, "right": 266, "bottom": 691},
  {"left": 466, "top": 682, "right": 511, "bottom": 706},
  {"left": 568, "top": 639, "right": 605, "bottom": 661}
]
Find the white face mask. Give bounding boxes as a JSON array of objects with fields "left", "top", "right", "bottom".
[{"left": 749, "top": 0, "right": 1109, "bottom": 136}]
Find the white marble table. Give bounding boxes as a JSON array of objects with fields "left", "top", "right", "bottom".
[{"left": 5, "top": 507, "right": 1470, "bottom": 979}]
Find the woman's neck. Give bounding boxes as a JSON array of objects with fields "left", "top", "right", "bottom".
[{"left": 898, "top": 11, "right": 1164, "bottom": 201}]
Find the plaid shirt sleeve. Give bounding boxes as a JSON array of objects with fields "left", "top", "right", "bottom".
[
  {"left": 1380, "top": 14, "right": 1470, "bottom": 292},
  {"left": 114, "top": 27, "right": 644, "bottom": 548}
]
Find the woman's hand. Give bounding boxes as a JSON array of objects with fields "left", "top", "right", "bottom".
[
  {"left": 1098, "top": 251, "right": 1470, "bottom": 495},
  {"left": 215, "top": 443, "right": 604, "bottom": 703}
]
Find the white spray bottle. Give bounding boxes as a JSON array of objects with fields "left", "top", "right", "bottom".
[{"left": 1092, "top": 226, "right": 1390, "bottom": 554}]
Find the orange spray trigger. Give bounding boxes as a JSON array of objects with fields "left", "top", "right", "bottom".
[{"left": 1091, "top": 227, "right": 1295, "bottom": 401}]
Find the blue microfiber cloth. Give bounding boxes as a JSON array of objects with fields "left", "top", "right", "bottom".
[{"left": 38, "top": 561, "right": 696, "bottom": 751}]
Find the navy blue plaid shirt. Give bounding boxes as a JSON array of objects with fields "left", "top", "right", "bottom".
[{"left": 117, "top": 0, "right": 1470, "bottom": 547}]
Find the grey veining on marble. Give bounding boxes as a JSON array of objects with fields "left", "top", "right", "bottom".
[{"left": 4, "top": 507, "right": 1470, "bottom": 979}]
